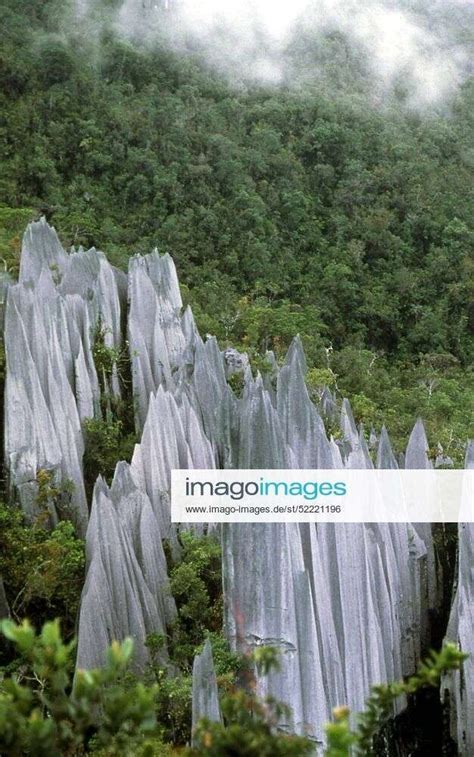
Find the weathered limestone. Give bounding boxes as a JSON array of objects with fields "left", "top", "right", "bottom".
[
  {"left": 4, "top": 281, "right": 88, "bottom": 534},
  {"left": 405, "top": 418, "right": 438, "bottom": 646},
  {"left": 192, "top": 337, "right": 234, "bottom": 462},
  {"left": 276, "top": 338, "right": 333, "bottom": 469},
  {"left": 131, "top": 385, "right": 215, "bottom": 535},
  {"left": 19, "top": 217, "right": 69, "bottom": 286},
  {"left": 319, "top": 386, "right": 338, "bottom": 422},
  {"left": 223, "top": 347, "right": 249, "bottom": 377},
  {"left": 0, "top": 271, "right": 11, "bottom": 329},
  {"left": 5, "top": 221, "right": 470, "bottom": 753},
  {"left": 191, "top": 638, "right": 221, "bottom": 745},
  {"left": 4, "top": 220, "right": 124, "bottom": 536},
  {"left": 377, "top": 427, "right": 428, "bottom": 673},
  {"left": 128, "top": 252, "right": 186, "bottom": 429},
  {"left": 442, "top": 442, "right": 474, "bottom": 755},
  {"left": 77, "top": 463, "right": 175, "bottom": 671},
  {"left": 221, "top": 352, "right": 445, "bottom": 738}
]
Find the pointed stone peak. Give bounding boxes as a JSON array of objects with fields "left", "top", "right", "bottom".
[
  {"left": 340, "top": 397, "right": 358, "bottom": 442},
  {"left": 19, "top": 217, "right": 69, "bottom": 285},
  {"left": 320, "top": 386, "right": 338, "bottom": 421},
  {"left": 192, "top": 637, "right": 221, "bottom": 744},
  {"left": 182, "top": 305, "right": 198, "bottom": 337},
  {"left": 92, "top": 475, "right": 110, "bottom": 501},
  {"left": 466, "top": 440, "right": 474, "bottom": 469},
  {"left": 377, "top": 426, "right": 398, "bottom": 470},
  {"left": 284, "top": 334, "right": 307, "bottom": 374},
  {"left": 110, "top": 461, "right": 138, "bottom": 502},
  {"left": 405, "top": 418, "right": 431, "bottom": 469}
]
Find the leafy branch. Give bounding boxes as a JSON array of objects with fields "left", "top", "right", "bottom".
[{"left": 325, "top": 643, "right": 467, "bottom": 757}]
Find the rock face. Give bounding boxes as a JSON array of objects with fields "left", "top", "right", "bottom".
[
  {"left": 442, "top": 442, "right": 474, "bottom": 756},
  {"left": 191, "top": 638, "right": 221, "bottom": 744},
  {"left": 4, "top": 220, "right": 472, "bottom": 750},
  {"left": 221, "top": 409, "right": 433, "bottom": 742},
  {"left": 4, "top": 219, "right": 125, "bottom": 537},
  {"left": 77, "top": 461, "right": 176, "bottom": 671},
  {"left": 128, "top": 251, "right": 188, "bottom": 430},
  {"left": 130, "top": 384, "right": 215, "bottom": 537}
]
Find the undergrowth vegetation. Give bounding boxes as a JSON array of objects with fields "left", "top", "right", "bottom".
[
  {"left": 0, "top": 617, "right": 466, "bottom": 756},
  {"left": 0, "top": 503, "right": 85, "bottom": 645}
]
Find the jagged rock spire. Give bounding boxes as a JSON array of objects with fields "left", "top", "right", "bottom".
[
  {"left": 443, "top": 441, "right": 474, "bottom": 755},
  {"left": 377, "top": 425, "right": 398, "bottom": 469},
  {"left": 191, "top": 638, "right": 221, "bottom": 745},
  {"left": 77, "top": 463, "right": 175, "bottom": 671},
  {"left": 4, "top": 219, "right": 124, "bottom": 536}
]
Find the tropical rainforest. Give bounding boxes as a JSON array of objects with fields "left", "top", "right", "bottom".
[{"left": 0, "top": 0, "right": 473, "bottom": 754}]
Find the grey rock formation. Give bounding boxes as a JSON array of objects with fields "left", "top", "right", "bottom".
[
  {"left": 5, "top": 221, "right": 469, "bottom": 753},
  {"left": 0, "top": 271, "right": 11, "bottom": 330},
  {"left": 19, "top": 217, "right": 69, "bottom": 286},
  {"left": 277, "top": 340, "right": 333, "bottom": 469},
  {"left": 319, "top": 386, "right": 338, "bottom": 422},
  {"left": 4, "top": 220, "right": 125, "bottom": 536},
  {"left": 131, "top": 384, "right": 215, "bottom": 535},
  {"left": 404, "top": 418, "right": 438, "bottom": 643},
  {"left": 4, "top": 281, "right": 88, "bottom": 534},
  {"left": 377, "top": 426, "right": 397, "bottom": 470},
  {"left": 223, "top": 347, "right": 249, "bottom": 377},
  {"left": 77, "top": 462, "right": 175, "bottom": 671},
  {"left": 191, "top": 638, "right": 221, "bottom": 744},
  {"left": 442, "top": 442, "right": 474, "bottom": 755},
  {"left": 221, "top": 348, "right": 430, "bottom": 739},
  {"left": 128, "top": 251, "right": 186, "bottom": 429}
]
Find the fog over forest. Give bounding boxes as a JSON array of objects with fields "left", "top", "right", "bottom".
[{"left": 75, "top": 0, "right": 474, "bottom": 107}]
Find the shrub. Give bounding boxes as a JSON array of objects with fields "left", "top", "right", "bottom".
[
  {"left": 0, "top": 620, "right": 467, "bottom": 756},
  {"left": 168, "top": 533, "right": 223, "bottom": 672},
  {"left": 0, "top": 619, "right": 159, "bottom": 756},
  {"left": 325, "top": 644, "right": 467, "bottom": 757},
  {"left": 0, "top": 503, "right": 84, "bottom": 643},
  {"left": 82, "top": 417, "right": 137, "bottom": 495}
]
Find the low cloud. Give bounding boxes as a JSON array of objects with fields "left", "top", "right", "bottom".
[{"left": 77, "top": 0, "right": 472, "bottom": 107}]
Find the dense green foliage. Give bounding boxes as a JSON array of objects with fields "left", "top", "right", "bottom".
[
  {"left": 83, "top": 325, "right": 137, "bottom": 494},
  {"left": 0, "top": 613, "right": 468, "bottom": 756},
  {"left": 1, "top": 0, "right": 473, "bottom": 452},
  {"left": 0, "top": 619, "right": 162, "bottom": 756},
  {"left": 82, "top": 417, "right": 137, "bottom": 493},
  {"left": 0, "top": 519, "right": 233, "bottom": 750},
  {"left": 306, "top": 348, "right": 474, "bottom": 465},
  {"left": 0, "top": 502, "right": 85, "bottom": 643},
  {"left": 168, "top": 532, "right": 224, "bottom": 671},
  {"left": 141, "top": 532, "right": 238, "bottom": 746},
  {"left": 0, "top": 208, "right": 35, "bottom": 277},
  {"left": 0, "top": 1, "right": 473, "bottom": 363}
]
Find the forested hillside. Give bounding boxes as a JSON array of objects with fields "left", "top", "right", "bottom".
[{"left": 1, "top": 0, "right": 473, "bottom": 454}]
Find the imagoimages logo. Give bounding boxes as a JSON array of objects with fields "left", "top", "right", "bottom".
[{"left": 185, "top": 477, "right": 347, "bottom": 500}]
